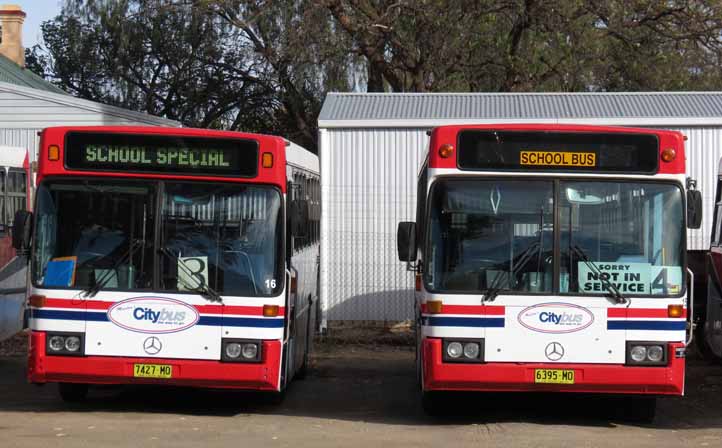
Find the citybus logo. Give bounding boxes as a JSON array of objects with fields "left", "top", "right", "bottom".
[
  {"left": 107, "top": 297, "right": 200, "bottom": 334},
  {"left": 517, "top": 303, "right": 594, "bottom": 334}
]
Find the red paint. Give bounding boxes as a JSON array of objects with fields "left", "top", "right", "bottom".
[
  {"left": 428, "top": 124, "right": 686, "bottom": 175},
  {"left": 28, "top": 332, "right": 282, "bottom": 391},
  {"left": 39, "top": 298, "right": 285, "bottom": 316},
  {"left": 420, "top": 304, "right": 505, "bottom": 315},
  {"left": 607, "top": 307, "right": 686, "bottom": 319},
  {"left": 37, "top": 127, "right": 288, "bottom": 192},
  {"left": 422, "top": 338, "right": 685, "bottom": 395}
]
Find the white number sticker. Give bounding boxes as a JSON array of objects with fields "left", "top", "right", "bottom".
[{"left": 265, "top": 279, "right": 277, "bottom": 289}]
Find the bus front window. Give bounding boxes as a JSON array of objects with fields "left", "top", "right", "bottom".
[
  {"left": 425, "top": 180, "right": 554, "bottom": 293},
  {"left": 559, "top": 181, "right": 684, "bottom": 296},
  {"left": 32, "top": 181, "right": 156, "bottom": 290},
  {"left": 159, "top": 183, "right": 283, "bottom": 297}
]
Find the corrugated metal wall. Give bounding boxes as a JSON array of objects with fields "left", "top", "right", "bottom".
[
  {"left": 321, "top": 125, "right": 721, "bottom": 322},
  {"left": 668, "top": 126, "right": 722, "bottom": 251},
  {"left": 320, "top": 128, "right": 429, "bottom": 322}
]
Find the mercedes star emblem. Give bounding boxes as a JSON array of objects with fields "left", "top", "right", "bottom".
[
  {"left": 545, "top": 342, "right": 564, "bottom": 361},
  {"left": 143, "top": 336, "right": 162, "bottom": 355}
]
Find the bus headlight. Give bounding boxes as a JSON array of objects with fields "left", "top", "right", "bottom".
[
  {"left": 224, "top": 343, "right": 242, "bottom": 359},
  {"left": 221, "top": 339, "right": 262, "bottom": 363},
  {"left": 626, "top": 342, "right": 667, "bottom": 366},
  {"left": 443, "top": 339, "right": 484, "bottom": 363},
  {"left": 64, "top": 336, "right": 81, "bottom": 352},
  {"left": 45, "top": 333, "right": 84, "bottom": 356},
  {"left": 241, "top": 343, "right": 258, "bottom": 360}
]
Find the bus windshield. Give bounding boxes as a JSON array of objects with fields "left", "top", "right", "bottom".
[
  {"left": 425, "top": 179, "right": 684, "bottom": 297},
  {"left": 32, "top": 180, "right": 283, "bottom": 297}
]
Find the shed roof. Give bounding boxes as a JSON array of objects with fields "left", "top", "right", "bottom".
[
  {"left": 0, "top": 55, "right": 67, "bottom": 95},
  {"left": 318, "top": 92, "right": 722, "bottom": 128}
]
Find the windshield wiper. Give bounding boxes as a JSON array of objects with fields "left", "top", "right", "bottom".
[
  {"left": 83, "top": 238, "right": 144, "bottom": 298},
  {"left": 482, "top": 241, "right": 542, "bottom": 303},
  {"left": 570, "top": 244, "right": 627, "bottom": 304},
  {"left": 158, "top": 247, "right": 222, "bottom": 303}
]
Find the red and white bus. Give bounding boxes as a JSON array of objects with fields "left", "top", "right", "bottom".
[
  {"left": 14, "top": 126, "right": 320, "bottom": 402},
  {"left": 398, "top": 124, "right": 701, "bottom": 420}
]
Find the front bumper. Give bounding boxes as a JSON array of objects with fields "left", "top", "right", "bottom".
[
  {"left": 27, "top": 332, "right": 281, "bottom": 391},
  {"left": 422, "top": 338, "right": 685, "bottom": 395}
]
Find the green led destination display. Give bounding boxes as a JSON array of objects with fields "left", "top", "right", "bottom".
[{"left": 65, "top": 132, "right": 258, "bottom": 177}]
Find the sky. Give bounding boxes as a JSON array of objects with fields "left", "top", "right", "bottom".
[{"left": 13, "top": 0, "right": 63, "bottom": 48}]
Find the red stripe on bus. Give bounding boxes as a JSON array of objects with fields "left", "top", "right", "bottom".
[
  {"left": 40, "top": 299, "right": 284, "bottom": 316},
  {"left": 420, "top": 304, "right": 505, "bottom": 315},
  {"left": 607, "top": 308, "right": 686, "bottom": 319}
]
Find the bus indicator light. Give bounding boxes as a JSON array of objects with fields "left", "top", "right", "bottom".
[
  {"left": 48, "top": 145, "right": 59, "bottom": 161},
  {"left": 262, "top": 152, "right": 274, "bottom": 168},
  {"left": 661, "top": 147, "right": 676, "bottom": 162},
  {"left": 668, "top": 304, "right": 683, "bottom": 318},
  {"left": 28, "top": 295, "right": 46, "bottom": 308},
  {"left": 263, "top": 305, "right": 279, "bottom": 317},
  {"left": 438, "top": 144, "right": 454, "bottom": 158},
  {"left": 426, "top": 300, "right": 442, "bottom": 314}
]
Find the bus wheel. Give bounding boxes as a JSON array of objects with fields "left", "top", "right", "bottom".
[
  {"left": 264, "top": 390, "right": 286, "bottom": 405},
  {"left": 616, "top": 396, "right": 656, "bottom": 423},
  {"left": 421, "top": 391, "right": 446, "bottom": 416},
  {"left": 58, "top": 383, "right": 88, "bottom": 403}
]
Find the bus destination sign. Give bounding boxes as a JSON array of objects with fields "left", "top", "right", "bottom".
[
  {"left": 64, "top": 132, "right": 258, "bottom": 177},
  {"left": 458, "top": 130, "right": 658, "bottom": 174},
  {"left": 520, "top": 151, "right": 596, "bottom": 167}
]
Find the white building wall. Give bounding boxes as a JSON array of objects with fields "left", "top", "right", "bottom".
[{"left": 320, "top": 124, "right": 722, "bottom": 322}]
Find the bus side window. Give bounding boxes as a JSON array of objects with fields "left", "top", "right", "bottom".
[{"left": 3, "top": 168, "right": 27, "bottom": 236}]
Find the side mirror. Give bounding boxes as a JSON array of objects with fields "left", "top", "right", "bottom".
[
  {"left": 12, "top": 210, "right": 32, "bottom": 255},
  {"left": 291, "top": 200, "right": 309, "bottom": 238},
  {"left": 687, "top": 189, "right": 703, "bottom": 229},
  {"left": 397, "top": 221, "right": 417, "bottom": 262}
]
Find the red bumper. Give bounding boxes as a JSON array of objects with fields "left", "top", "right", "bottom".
[
  {"left": 422, "top": 338, "right": 685, "bottom": 395},
  {"left": 28, "top": 332, "right": 281, "bottom": 391}
]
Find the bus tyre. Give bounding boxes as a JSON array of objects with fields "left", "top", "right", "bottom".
[
  {"left": 617, "top": 396, "right": 656, "bottom": 423},
  {"left": 58, "top": 383, "right": 88, "bottom": 403},
  {"left": 421, "top": 391, "right": 446, "bottom": 416}
]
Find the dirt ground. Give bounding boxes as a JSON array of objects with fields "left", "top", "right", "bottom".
[{"left": 2, "top": 329, "right": 722, "bottom": 448}]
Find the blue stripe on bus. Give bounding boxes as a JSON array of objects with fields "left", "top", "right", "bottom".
[
  {"left": 32, "top": 309, "right": 108, "bottom": 321},
  {"left": 198, "top": 316, "right": 285, "bottom": 328},
  {"left": 607, "top": 320, "right": 686, "bottom": 331},
  {"left": 422, "top": 316, "right": 505, "bottom": 328},
  {"left": 33, "top": 310, "right": 284, "bottom": 328}
]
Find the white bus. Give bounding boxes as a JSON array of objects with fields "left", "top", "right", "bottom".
[{"left": 0, "top": 145, "right": 29, "bottom": 342}]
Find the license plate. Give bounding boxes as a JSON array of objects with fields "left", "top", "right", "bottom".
[
  {"left": 534, "top": 369, "right": 575, "bottom": 384},
  {"left": 133, "top": 363, "right": 172, "bottom": 379}
]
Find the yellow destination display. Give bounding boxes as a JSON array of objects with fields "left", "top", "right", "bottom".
[
  {"left": 520, "top": 151, "right": 596, "bottom": 167},
  {"left": 133, "top": 363, "right": 173, "bottom": 379},
  {"left": 534, "top": 369, "right": 575, "bottom": 384}
]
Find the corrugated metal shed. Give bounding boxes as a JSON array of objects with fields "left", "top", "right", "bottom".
[
  {"left": 0, "top": 80, "right": 179, "bottom": 163},
  {"left": 318, "top": 92, "right": 722, "bottom": 324},
  {"left": 319, "top": 92, "right": 722, "bottom": 127}
]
